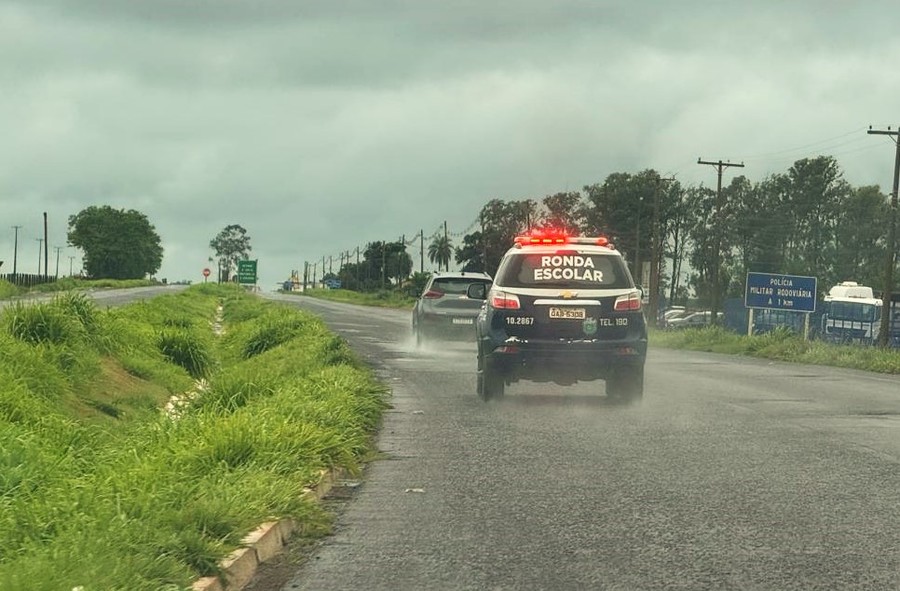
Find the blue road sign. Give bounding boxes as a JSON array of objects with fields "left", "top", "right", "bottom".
[{"left": 745, "top": 272, "right": 817, "bottom": 313}]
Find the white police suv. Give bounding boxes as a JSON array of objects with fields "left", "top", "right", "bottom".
[{"left": 466, "top": 233, "right": 647, "bottom": 402}]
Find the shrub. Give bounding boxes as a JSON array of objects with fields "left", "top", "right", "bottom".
[
  {"left": 4, "top": 302, "right": 84, "bottom": 345},
  {"left": 241, "top": 312, "right": 310, "bottom": 359},
  {"left": 193, "top": 368, "right": 278, "bottom": 414},
  {"left": 157, "top": 328, "right": 213, "bottom": 379},
  {"left": 0, "top": 279, "right": 18, "bottom": 299}
]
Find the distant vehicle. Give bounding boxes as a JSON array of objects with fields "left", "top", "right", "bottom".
[
  {"left": 411, "top": 271, "right": 493, "bottom": 347},
  {"left": 660, "top": 306, "right": 687, "bottom": 327},
  {"left": 667, "top": 310, "right": 722, "bottom": 329},
  {"left": 468, "top": 232, "right": 647, "bottom": 402},
  {"left": 821, "top": 281, "right": 882, "bottom": 344}
]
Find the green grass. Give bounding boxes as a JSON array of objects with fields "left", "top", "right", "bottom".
[
  {"left": 0, "top": 283, "right": 388, "bottom": 590},
  {"left": 297, "top": 287, "right": 416, "bottom": 309},
  {"left": 651, "top": 326, "right": 900, "bottom": 373},
  {"left": 0, "top": 280, "right": 17, "bottom": 299}
]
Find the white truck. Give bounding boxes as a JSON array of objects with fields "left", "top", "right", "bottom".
[{"left": 821, "top": 281, "right": 885, "bottom": 345}]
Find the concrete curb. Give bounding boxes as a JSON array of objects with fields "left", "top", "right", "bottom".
[{"left": 191, "top": 468, "right": 343, "bottom": 591}]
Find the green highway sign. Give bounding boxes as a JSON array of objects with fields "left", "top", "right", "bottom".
[{"left": 237, "top": 259, "right": 258, "bottom": 284}]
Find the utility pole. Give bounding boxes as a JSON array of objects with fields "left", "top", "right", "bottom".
[
  {"left": 43, "top": 212, "right": 48, "bottom": 280},
  {"left": 54, "top": 246, "right": 63, "bottom": 279},
  {"left": 399, "top": 234, "right": 405, "bottom": 286},
  {"left": 419, "top": 229, "right": 424, "bottom": 274},
  {"left": 443, "top": 221, "right": 448, "bottom": 272},
  {"left": 11, "top": 225, "right": 21, "bottom": 277},
  {"left": 698, "top": 158, "right": 745, "bottom": 324},
  {"left": 868, "top": 125, "right": 900, "bottom": 347},
  {"left": 381, "top": 243, "right": 386, "bottom": 288},
  {"left": 481, "top": 213, "right": 487, "bottom": 274},
  {"left": 69, "top": 255, "right": 75, "bottom": 277},
  {"left": 650, "top": 175, "right": 676, "bottom": 326},
  {"left": 35, "top": 238, "right": 43, "bottom": 275}
]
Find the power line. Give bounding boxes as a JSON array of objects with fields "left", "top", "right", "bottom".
[{"left": 743, "top": 126, "right": 867, "bottom": 159}]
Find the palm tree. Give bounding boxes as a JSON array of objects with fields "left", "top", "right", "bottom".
[{"left": 428, "top": 235, "right": 453, "bottom": 271}]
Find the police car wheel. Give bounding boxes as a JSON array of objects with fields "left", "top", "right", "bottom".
[
  {"left": 482, "top": 358, "right": 505, "bottom": 400},
  {"left": 606, "top": 366, "right": 643, "bottom": 403}
]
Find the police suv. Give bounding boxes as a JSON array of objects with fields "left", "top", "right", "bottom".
[{"left": 466, "top": 233, "right": 647, "bottom": 401}]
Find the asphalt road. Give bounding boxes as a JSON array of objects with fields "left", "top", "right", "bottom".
[
  {"left": 0, "top": 284, "right": 189, "bottom": 311},
  {"left": 261, "top": 293, "right": 900, "bottom": 591}
]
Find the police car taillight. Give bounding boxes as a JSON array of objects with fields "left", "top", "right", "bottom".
[
  {"left": 490, "top": 291, "right": 521, "bottom": 310},
  {"left": 614, "top": 292, "right": 641, "bottom": 311}
]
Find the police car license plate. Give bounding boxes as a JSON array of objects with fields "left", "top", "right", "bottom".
[
  {"left": 451, "top": 318, "right": 473, "bottom": 325},
  {"left": 549, "top": 307, "right": 586, "bottom": 320}
]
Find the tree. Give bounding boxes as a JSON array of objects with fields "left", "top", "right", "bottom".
[
  {"left": 833, "top": 185, "right": 889, "bottom": 287},
  {"left": 428, "top": 234, "right": 453, "bottom": 271},
  {"left": 455, "top": 231, "right": 485, "bottom": 273},
  {"left": 210, "top": 224, "right": 252, "bottom": 282},
  {"left": 457, "top": 199, "right": 535, "bottom": 276},
  {"left": 538, "top": 191, "right": 584, "bottom": 235},
  {"left": 360, "top": 241, "right": 411, "bottom": 289},
  {"left": 582, "top": 170, "right": 659, "bottom": 278},
  {"left": 67, "top": 205, "right": 163, "bottom": 279}
]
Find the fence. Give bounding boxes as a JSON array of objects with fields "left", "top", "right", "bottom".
[{"left": 1, "top": 274, "right": 58, "bottom": 289}]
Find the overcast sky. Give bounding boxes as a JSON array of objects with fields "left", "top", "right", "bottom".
[{"left": 3, "top": 1, "right": 900, "bottom": 286}]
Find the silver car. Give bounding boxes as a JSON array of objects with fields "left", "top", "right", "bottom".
[
  {"left": 412, "top": 271, "right": 492, "bottom": 347},
  {"left": 667, "top": 310, "right": 722, "bottom": 329}
]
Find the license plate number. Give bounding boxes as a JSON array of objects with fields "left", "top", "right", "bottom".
[
  {"left": 451, "top": 318, "right": 473, "bottom": 325},
  {"left": 549, "top": 307, "right": 586, "bottom": 320}
]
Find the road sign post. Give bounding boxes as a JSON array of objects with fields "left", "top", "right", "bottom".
[
  {"left": 744, "top": 272, "right": 817, "bottom": 338},
  {"left": 237, "top": 260, "right": 258, "bottom": 285}
]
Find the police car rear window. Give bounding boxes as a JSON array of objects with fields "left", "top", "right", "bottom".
[{"left": 494, "top": 252, "right": 630, "bottom": 289}]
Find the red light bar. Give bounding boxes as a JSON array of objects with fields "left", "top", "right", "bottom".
[{"left": 514, "top": 234, "right": 569, "bottom": 246}]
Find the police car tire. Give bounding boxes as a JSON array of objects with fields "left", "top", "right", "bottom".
[{"left": 482, "top": 358, "right": 505, "bottom": 400}]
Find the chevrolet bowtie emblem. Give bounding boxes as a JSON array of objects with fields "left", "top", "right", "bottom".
[{"left": 559, "top": 290, "right": 578, "bottom": 299}]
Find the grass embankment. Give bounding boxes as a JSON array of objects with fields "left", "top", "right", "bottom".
[
  {"left": 651, "top": 326, "right": 900, "bottom": 374},
  {"left": 0, "top": 277, "right": 159, "bottom": 299},
  {"left": 295, "top": 287, "right": 415, "bottom": 309},
  {"left": 0, "top": 284, "right": 388, "bottom": 591}
]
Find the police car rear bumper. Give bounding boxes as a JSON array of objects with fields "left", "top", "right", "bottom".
[{"left": 483, "top": 337, "right": 646, "bottom": 379}]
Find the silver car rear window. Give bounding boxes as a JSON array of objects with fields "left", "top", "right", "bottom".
[{"left": 431, "top": 277, "right": 491, "bottom": 295}]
